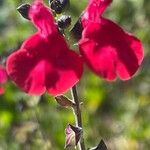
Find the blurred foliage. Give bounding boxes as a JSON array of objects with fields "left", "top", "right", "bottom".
[{"left": 0, "top": 0, "right": 150, "bottom": 150}]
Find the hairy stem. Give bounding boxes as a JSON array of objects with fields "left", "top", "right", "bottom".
[{"left": 71, "top": 85, "right": 86, "bottom": 150}]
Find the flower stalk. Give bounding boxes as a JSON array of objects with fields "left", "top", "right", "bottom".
[{"left": 71, "top": 85, "right": 86, "bottom": 150}]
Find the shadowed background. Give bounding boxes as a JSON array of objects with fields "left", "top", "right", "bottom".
[{"left": 0, "top": 0, "right": 150, "bottom": 149}]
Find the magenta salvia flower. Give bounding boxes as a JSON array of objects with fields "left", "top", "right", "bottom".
[
  {"left": 79, "top": 0, "right": 144, "bottom": 81},
  {"left": 6, "top": 0, "right": 83, "bottom": 96}
]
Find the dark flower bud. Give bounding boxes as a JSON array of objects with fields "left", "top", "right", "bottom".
[
  {"left": 57, "top": 15, "right": 71, "bottom": 29},
  {"left": 17, "top": 3, "right": 31, "bottom": 20},
  {"left": 50, "top": 0, "right": 70, "bottom": 14},
  {"left": 70, "top": 17, "right": 83, "bottom": 40},
  {"left": 89, "top": 140, "right": 107, "bottom": 150}
]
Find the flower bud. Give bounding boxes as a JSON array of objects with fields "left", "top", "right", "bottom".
[
  {"left": 57, "top": 15, "right": 71, "bottom": 29},
  {"left": 50, "top": 0, "right": 70, "bottom": 14},
  {"left": 70, "top": 17, "right": 83, "bottom": 40},
  {"left": 17, "top": 3, "right": 31, "bottom": 20},
  {"left": 89, "top": 140, "right": 107, "bottom": 150}
]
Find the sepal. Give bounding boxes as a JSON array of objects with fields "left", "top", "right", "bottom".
[{"left": 65, "top": 124, "right": 82, "bottom": 148}]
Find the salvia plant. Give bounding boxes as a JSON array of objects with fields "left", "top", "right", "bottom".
[{"left": 0, "top": 0, "right": 144, "bottom": 149}]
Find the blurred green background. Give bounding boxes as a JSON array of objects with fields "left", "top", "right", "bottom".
[{"left": 0, "top": 0, "right": 150, "bottom": 149}]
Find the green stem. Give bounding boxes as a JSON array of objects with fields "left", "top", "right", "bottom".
[{"left": 71, "top": 85, "right": 86, "bottom": 150}]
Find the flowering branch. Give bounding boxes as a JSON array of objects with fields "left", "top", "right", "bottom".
[
  {"left": 6, "top": 0, "right": 144, "bottom": 149},
  {"left": 71, "top": 85, "right": 86, "bottom": 150}
]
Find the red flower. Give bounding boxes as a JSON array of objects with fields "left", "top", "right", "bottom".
[
  {"left": 6, "top": 0, "right": 83, "bottom": 96},
  {"left": 0, "top": 65, "right": 7, "bottom": 95},
  {"left": 79, "top": 0, "right": 144, "bottom": 81}
]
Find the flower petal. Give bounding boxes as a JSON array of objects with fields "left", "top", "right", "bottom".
[
  {"left": 7, "top": 48, "right": 46, "bottom": 95},
  {"left": 29, "top": 0, "right": 57, "bottom": 36},
  {"left": 82, "top": 0, "right": 112, "bottom": 25},
  {"left": 46, "top": 50, "right": 83, "bottom": 95},
  {"left": 79, "top": 39, "right": 117, "bottom": 80},
  {"left": 79, "top": 18, "right": 143, "bottom": 81},
  {"left": 7, "top": 34, "right": 83, "bottom": 95}
]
